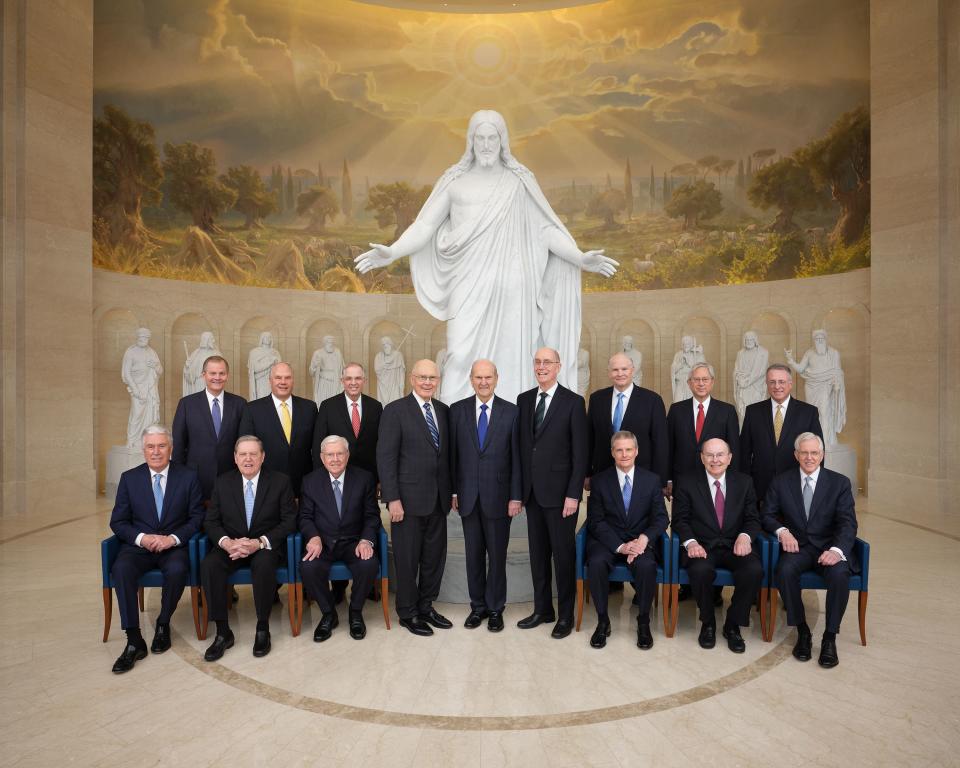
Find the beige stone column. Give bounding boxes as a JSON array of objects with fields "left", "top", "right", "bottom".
[{"left": 1, "top": 0, "right": 96, "bottom": 517}]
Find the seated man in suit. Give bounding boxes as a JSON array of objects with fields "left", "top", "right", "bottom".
[
  {"left": 450, "top": 360, "right": 522, "bottom": 632},
  {"left": 109, "top": 425, "right": 205, "bottom": 673},
  {"left": 585, "top": 430, "right": 668, "bottom": 650},
  {"left": 201, "top": 435, "right": 296, "bottom": 660},
  {"left": 672, "top": 438, "right": 763, "bottom": 653},
  {"left": 299, "top": 435, "right": 381, "bottom": 641},
  {"left": 763, "top": 432, "right": 858, "bottom": 668}
]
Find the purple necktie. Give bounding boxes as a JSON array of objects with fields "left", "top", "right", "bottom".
[{"left": 714, "top": 480, "right": 725, "bottom": 528}]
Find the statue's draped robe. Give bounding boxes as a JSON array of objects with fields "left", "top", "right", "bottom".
[
  {"left": 799, "top": 348, "right": 847, "bottom": 446},
  {"left": 123, "top": 346, "right": 162, "bottom": 447},
  {"left": 248, "top": 347, "right": 280, "bottom": 400},
  {"left": 310, "top": 348, "right": 344, "bottom": 405},
  {"left": 375, "top": 350, "right": 406, "bottom": 405},
  {"left": 733, "top": 345, "right": 769, "bottom": 423},
  {"left": 183, "top": 345, "right": 221, "bottom": 397},
  {"left": 410, "top": 167, "right": 581, "bottom": 404}
]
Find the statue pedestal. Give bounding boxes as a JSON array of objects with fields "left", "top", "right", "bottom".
[
  {"left": 825, "top": 443, "right": 858, "bottom": 491},
  {"left": 105, "top": 446, "right": 143, "bottom": 499}
]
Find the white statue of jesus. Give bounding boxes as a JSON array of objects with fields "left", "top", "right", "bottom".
[{"left": 355, "top": 110, "right": 618, "bottom": 403}]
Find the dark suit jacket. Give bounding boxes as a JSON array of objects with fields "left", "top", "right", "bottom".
[
  {"left": 586, "top": 465, "right": 668, "bottom": 555},
  {"left": 377, "top": 394, "right": 452, "bottom": 516},
  {"left": 762, "top": 467, "right": 858, "bottom": 567},
  {"left": 671, "top": 469, "right": 761, "bottom": 551},
  {"left": 238, "top": 394, "right": 317, "bottom": 495},
  {"left": 110, "top": 463, "right": 205, "bottom": 546},
  {"left": 740, "top": 397, "right": 823, "bottom": 504},
  {"left": 587, "top": 386, "right": 668, "bottom": 484},
  {"left": 667, "top": 397, "right": 740, "bottom": 484},
  {"left": 518, "top": 384, "right": 588, "bottom": 507},
  {"left": 171, "top": 390, "right": 246, "bottom": 499},
  {"left": 204, "top": 468, "right": 296, "bottom": 552},
  {"left": 449, "top": 395, "right": 522, "bottom": 519},
  {"left": 313, "top": 393, "right": 382, "bottom": 483},
  {"left": 299, "top": 465, "right": 380, "bottom": 548}
]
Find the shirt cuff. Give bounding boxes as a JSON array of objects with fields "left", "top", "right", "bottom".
[
  {"left": 360, "top": 539, "right": 373, "bottom": 547},
  {"left": 170, "top": 534, "right": 180, "bottom": 546},
  {"left": 218, "top": 536, "right": 229, "bottom": 549},
  {"left": 683, "top": 539, "right": 697, "bottom": 550},
  {"left": 829, "top": 546, "right": 846, "bottom": 561},
  {"left": 775, "top": 526, "right": 787, "bottom": 539},
  {"left": 261, "top": 535, "right": 271, "bottom": 550},
  {"left": 616, "top": 543, "right": 624, "bottom": 554},
  {"left": 135, "top": 533, "right": 145, "bottom": 547}
]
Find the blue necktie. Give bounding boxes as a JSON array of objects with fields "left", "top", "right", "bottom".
[
  {"left": 333, "top": 478, "right": 343, "bottom": 518},
  {"left": 153, "top": 474, "right": 164, "bottom": 522},
  {"left": 211, "top": 397, "right": 222, "bottom": 438},
  {"left": 613, "top": 391, "right": 625, "bottom": 432},
  {"left": 423, "top": 402, "right": 440, "bottom": 451},
  {"left": 244, "top": 479, "right": 255, "bottom": 529},
  {"left": 622, "top": 474, "right": 632, "bottom": 514},
  {"left": 478, "top": 403, "right": 489, "bottom": 448}
]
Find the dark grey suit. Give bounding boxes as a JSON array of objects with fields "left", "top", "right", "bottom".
[
  {"left": 588, "top": 386, "right": 669, "bottom": 484},
  {"left": 172, "top": 389, "right": 246, "bottom": 500},
  {"left": 313, "top": 393, "right": 382, "bottom": 483},
  {"left": 666, "top": 397, "right": 740, "bottom": 489},
  {"left": 239, "top": 395, "right": 317, "bottom": 495}
]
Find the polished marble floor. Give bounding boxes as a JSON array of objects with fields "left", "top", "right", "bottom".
[{"left": 1, "top": 497, "right": 958, "bottom": 767}]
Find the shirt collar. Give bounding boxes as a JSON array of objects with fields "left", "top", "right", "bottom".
[
  {"left": 538, "top": 382, "right": 559, "bottom": 398},
  {"left": 328, "top": 470, "right": 345, "bottom": 484},
  {"left": 271, "top": 393, "right": 292, "bottom": 409},
  {"left": 616, "top": 466, "right": 635, "bottom": 486},
  {"left": 152, "top": 464, "right": 170, "bottom": 481},
  {"left": 801, "top": 466, "right": 821, "bottom": 484},
  {"left": 205, "top": 388, "right": 224, "bottom": 406},
  {"left": 706, "top": 470, "right": 726, "bottom": 490},
  {"left": 613, "top": 382, "right": 634, "bottom": 398},
  {"left": 772, "top": 395, "right": 791, "bottom": 412},
  {"left": 344, "top": 392, "right": 361, "bottom": 408},
  {"left": 412, "top": 391, "right": 432, "bottom": 409},
  {"left": 694, "top": 395, "right": 712, "bottom": 410},
  {"left": 476, "top": 395, "right": 493, "bottom": 413},
  {"left": 240, "top": 471, "right": 261, "bottom": 487}
]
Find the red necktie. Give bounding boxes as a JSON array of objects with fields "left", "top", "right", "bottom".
[
  {"left": 351, "top": 401, "right": 361, "bottom": 438},
  {"left": 695, "top": 402, "right": 705, "bottom": 443},
  {"left": 714, "top": 480, "right": 725, "bottom": 528}
]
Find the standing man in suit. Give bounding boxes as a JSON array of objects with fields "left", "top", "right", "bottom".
[
  {"left": 109, "top": 425, "right": 205, "bottom": 673},
  {"left": 740, "top": 364, "right": 823, "bottom": 506},
  {"left": 300, "top": 435, "right": 381, "bottom": 642},
  {"left": 517, "top": 347, "right": 588, "bottom": 638},
  {"left": 201, "top": 436, "right": 296, "bottom": 660},
  {"left": 672, "top": 437, "right": 763, "bottom": 653},
  {"left": 239, "top": 361, "right": 317, "bottom": 496},
  {"left": 450, "top": 360, "right": 522, "bottom": 632},
  {"left": 377, "top": 359, "right": 453, "bottom": 636},
  {"left": 585, "top": 431, "right": 668, "bottom": 650},
  {"left": 763, "top": 433, "right": 858, "bottom": 668},
  {"left": 587, "top": 352, "right": 668, "bottom": 490},
  {"left": 172, "top": 355, "right": 246, "bottom": 501}
]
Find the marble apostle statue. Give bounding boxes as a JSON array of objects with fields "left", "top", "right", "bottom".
[
  {"left": 247, "top": 332, "right": 281, "bottom": 400},
  {"left": 621, "top": 335, "right": 643, "bottom": 387},
  {"left": 182, "top": 331, "right": 221, "bottom": 397},
  {"left": 355, "top": 109, "right": 619, "bottom": 403},
  {"left": 375, "top": 336, "right": 405, "bottom": 404},
  {"left": 577, "top": 347, "right": 591, "bottom": 395},
  {"left": 670, "top": 335, "right": 706, "bottom": 403},
  {"left": 786, "top": 329, "right": 847, "bottom": 446},
  {"left": 309, "top": 335, "right": 345, "bottom": 404},
  {"left": 122, "top": 327, "right": 163, "bottom": 447},
  {"left": 733, "top": 331, "right": 769, "bottom": 423}
]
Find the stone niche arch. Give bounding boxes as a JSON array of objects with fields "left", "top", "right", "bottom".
[
  {"left": 237, "top": 316, "right": 284, "bottom": 400},
  {"left": 167, "top": 312, "right": 220, "bottom": 412},
  {"left": 672, "top": 316, "right": 724, "bottom": 402},
  {"left": 95, "top": 308, "right": 141, "bottom": 490},
  {"left": 366, "top": 319, "right": 409, "bottom": 403},
  {"left": 304, "top": 318, "right": 347, "bottom": 403},
  {"left": 740, "top": 310, "right": 794, "bottom": 395},
  {"left": 611, "top": 319, "right": 658, "bottom": 397}
]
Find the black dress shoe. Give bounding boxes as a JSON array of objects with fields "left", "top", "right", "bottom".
[
  {"left": 399, "top": 617, "right": 434, "bottom": 636},
  {"left": 722, "top": 625, "right": 746, "bottom": 653},
  {"left": 487, "top": 611, "right": 504, "bottom": 632},
  {"left": 111, "top": 641, "right": 148, "bottom": 674},
  {"left": 792, "top": 627, "right": 813, "bottom": 662},
  {"left": 314, "top": 611, "right": 339, "bottom": 642},
  {"left": 551, "top": 618, "right": 574, "bottom": 639},
  {"left": 818, "top": 635, "right": 839, "bottom": 668},
  {"left": 698, "top": 622, "right": 716, "bottom": 649},
  {"left": 204, "top": 632, "right": 235, "bottom": 662},
  {"left": 349, "top": 611, "right": 366, "bottom": 640},
  {"left": 464, "top": 609, "right": 489, "bottom": 629},
  {"left": 419, "top": 609, "right": 453, "bottom": 629},
  {"left": 517, "top": 612, "right": 555, "bottom": 629},
  {"left": 253, "top": 629, "right": 271, "bottom": 657},
  {"left": 637, "top": 622, "right": 654, "bottom": 650},
  {"left": 150, "top": 623, "right": 171, "bottom": 654},
  {"left": 589, "top": 619, "right": 611, "bottom": 648}
]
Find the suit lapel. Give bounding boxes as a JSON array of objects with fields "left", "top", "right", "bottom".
[
  {"left": 407, "top": 395, "right": 436, "bottom": 450},
  {"left": 601, "top": 388, "right": 617, "bottom": 435},
  {"left": 788, "top": 472, "right": 806, "bottom": 528},
  {"left": 807, "top": 471, "right": 828, "bottom": 523},
  {"left": 536, "top": 387, "right": 563, "bottom": 437},
  {"left": 159, "top": 466, "right": 176, "bottom": 523},
  {"left": 761, "top": 400, "right": 777, "bottom": 449},
  {"left": 232, "top": 473, "right": 247, "bottom": 531},
  {"left": 699, "top": 474, "right": 721, "bottom": 532},
  {"left": 700, "top": 400, "right": 719, "bottom": 441},
  {"left": 249, "top": 472, "right": 268, "bottom": 531}
]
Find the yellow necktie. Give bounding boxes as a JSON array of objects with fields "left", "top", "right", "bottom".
[
  {"left": 280, "top": 401, "right": 292, "bottom": 443},
  {"left": 774, "top": 404, "right": 783, "bottom": 444}
]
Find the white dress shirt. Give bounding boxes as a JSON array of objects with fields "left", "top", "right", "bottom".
[{"left": 475, "top": 396, "right": 493, "bottom": 424}]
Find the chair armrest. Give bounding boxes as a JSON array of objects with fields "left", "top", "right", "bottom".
[
  {"left": 101, "top": 535, "right": 120, "bottom": 586},
  {"left": 854, "top": 537, "right": 869, "bottom": 588}
]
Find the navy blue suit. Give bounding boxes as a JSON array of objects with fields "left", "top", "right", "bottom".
[
  {"left": 171, "top": 390, "right": 246, "bottom": 500},
  {"left": 450, "top": 395, "right": 522, "bottom": 613},
  {"left": 109, "top": 463, "right": 205, "bottom": 629},
  {"left": 586, "top": 466, "right": 667, "bottom": 620}
]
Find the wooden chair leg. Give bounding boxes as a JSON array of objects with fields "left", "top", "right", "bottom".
[
  {"left": 575, "top": 580, "right": 584, "bottom": 631},
  {"left": 669, "top": 584, "right": 680, "bottom": 637},
  {"left": 137, "top": 586, "right": 144, "bottom": 612},
  {"left": 190, "top": 587, "right": 201, "bottom": 640},
  {"left": 661, "top": 583, "right": 670, "bottom": 636},
  {"left": 102, "top": 588, "right": 113, "bottom": 642},
  {"left": 759, "top": 587, "right": 769, "bottom": 642},
  {"left": 380, "top": 578, "right": 390, "bottom": 629},
  {"left": 768, "top": 589, "right": 778, "bottom": 641},
  {"left": 288, "top": 584, "right": 299, "bottom": 636},
  {"left": 858, "top": 590, "right": 868, "bottom": 646},
  {"left": 200, "top": 587, "right": 209, "bottom": 640}
]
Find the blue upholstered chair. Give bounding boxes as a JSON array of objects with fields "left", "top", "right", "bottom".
[
  {"left": 197, "top": 533, "right": 299, "bottom": 638},
  {"left": 574, "top": 527, "right": 670, "bottom": 632},
  {"left": 766, "top": 536, "right": 870, "bottom": 644},
  {"left": 292, "top": 526, "right": 391, "bottom": 634},
  {"left": 100, "top": 533, "right": 203, "bottom": 642}
]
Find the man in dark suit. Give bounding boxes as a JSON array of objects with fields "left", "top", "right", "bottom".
[
  {"left": 587, "top": 352, "right": 668, "bottom": 489},
  {"left": 763, "top": 432, "right": 858, "bottom": 668},
  {"left": 299, "top": 435, "right": 381, "bottom": 641},
  {"left": 672, "top": 437, "right": 763, "bottom": 653},
  {"left": 740, "top": 364, "right": 823, "bottom": 506},
  {"left": 585, "top": 430, "right": 668, "bottom": 650},
  {"left": 450, "top": 360, "right": 522, "bottom": 632},
  {"left": 239, "top": 361, "right": 316, "bottom": 496},
  {"left": 109, "top": 425, "right": 205, "bottom": 673},
  {"left": 517, "top": 347, "right": 588, "bottom": 639},
  {"left": 201, "top": 435, "right": 296, "bottom": 660},
  {"left": 377, "top": 359, "right": 453, "bottom": 636},
  {"left": 171, "top": 355, "right": 246, "bottom": 501}
]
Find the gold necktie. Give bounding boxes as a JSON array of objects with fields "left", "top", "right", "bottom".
[
  {"left": 280, "top": 401, "right": 292, "bottom": 443},
  {"left": 773, "top": 404, "right": 783, "bottom": 444}
]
